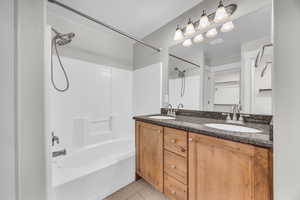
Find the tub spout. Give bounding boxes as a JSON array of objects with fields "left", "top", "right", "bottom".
[{"left": 52, "top": 149, "right": 67, "bottom": 158}]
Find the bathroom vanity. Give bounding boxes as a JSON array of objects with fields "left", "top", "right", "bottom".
[{"left": 134, "top": 111, "right": 272, "bottom": 200}]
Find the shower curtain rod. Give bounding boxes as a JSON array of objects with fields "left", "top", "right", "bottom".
[
  {"left": 48, "top": 0, "right": 161, "bottom": 52},
  {"left": 169, "top": 54, "right": 201, "bottom": 68},
  {"left": 48, "top": 0, "right": 202, "bottom": 68}
]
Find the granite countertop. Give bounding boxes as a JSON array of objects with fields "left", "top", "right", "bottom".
[{"left": 133, "top": 114, "right": 272, "bottom": 148}]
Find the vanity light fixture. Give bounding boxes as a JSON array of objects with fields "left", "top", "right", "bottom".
[
  {"left": 174, "top": 25, "right": 184, "bottom": 41},
  {"left": 173, "top": 2, "right": 237, "bottom": 41},
  {"left": 182, "top": 39, "right": 193, "bottom": 47},
  {"left": 214, "top": 1, "right": 229, "bottom": 23},
  {"left": 206, "top": 28, "right": 218, "bottom": 38},
  {"left": 184, "top": 18, "right": 196, "bottom": 36},
  {"left": 221, "top": 21, "right": 235, "bottom": 32},
  {"left": 193, "top": 34, "right": 204, "bottom": 43},
  {"left": 198, "top": 10, "right": 210, "bottom": 30}
]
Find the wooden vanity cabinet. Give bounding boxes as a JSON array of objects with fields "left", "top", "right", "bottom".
[
  {"left": 135, "top": 121, "right": 272, "bottom": 200},
  {"left": 135, "top": 121, "right": 164, "bottom": 192},
  {"left": 188, "top": 132, "right": 272, "bottom": 200}
]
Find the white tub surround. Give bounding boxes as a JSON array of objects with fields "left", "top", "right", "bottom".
[
  {"left": 53, "top": 138, "right": 135, "bottom": 200},
  {"left": 46, "top": 53, "right": 134, "bottom": 199}
]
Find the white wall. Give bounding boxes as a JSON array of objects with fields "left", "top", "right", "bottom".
[
  {"left": 274, "top": 0, "right": 300, "bottom": 199},
  {"left": 169, "top": 75, "right": 202, "bottom": 110},
  {"left": 49, "top": 57, "right": 133, "bottom": 151},
  {"left": 168, "top": 53, "right": 204, "bottom": 109},
  {"left": 0, "top": 0, "right": 16, "bottom": 200},
  {"left": 241, "top": 37, "right": 272, "bottom": 113},
  {"left": 111, "top": 68, "right": 133, "bottom": 139},
  {"left": 133, "top": 63, "right": 162, "bottom": 115},
  {"left": 16, "top": 0, "right": 47, "bottom": 199},
  {"left": 251, "top": 58, "right": 272, "bottom": 114},
  {"left": 205, "top": 62, "right": 241, "bottom": 112}
]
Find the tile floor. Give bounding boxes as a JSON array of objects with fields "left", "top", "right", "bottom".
[{"left": 105, "top": 179, "right": 168, "bottom": 200}]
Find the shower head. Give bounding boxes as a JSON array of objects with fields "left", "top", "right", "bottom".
[
  {"left": 174, "top": 67, "right": 186, "bottom": 77},
  {"left": 55, "top": 32, "right": 75, "bottom": 46},
  {"left": 174, "top": 67, "right": 186, "bottom": 73}
]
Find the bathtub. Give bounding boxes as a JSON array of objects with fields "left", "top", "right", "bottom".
[{"left": 52, "top": 138, "right": 135, "bottom": 200}]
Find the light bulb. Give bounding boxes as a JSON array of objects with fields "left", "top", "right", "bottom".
[
  {"left": 184, "top": 18, "right": 195, "bottom": 36},
  {"left": 221, "top": 21, "right": 234, "bottom": 32},
  {"left": 182, "top": 39, "right": 193, "bottom": 47},
  {"left": 174, "top": 25, "right": 184, "bottom": 41},
  {"left": 193, "top": 34, "right": 204, "bottom": 43},
  {"left": 214, "top": 1, "right": 229, "bottom": 23},
  {"left": 206, "top": 28, "right": 218, "bottom": 38},
  {"left": 198, "top": 10, "right": 211, "bottom": 30}
]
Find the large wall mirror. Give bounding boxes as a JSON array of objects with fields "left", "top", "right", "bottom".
[{"left": 168, "top": 4, "right": 272, "bottom": 115}]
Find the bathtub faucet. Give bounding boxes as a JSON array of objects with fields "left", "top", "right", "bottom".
[
  {"left": 52, "top": 149, "right": 67, "bottom": 158},
  {"left": 51, "top": 131, "right": 60, "bottom": 146}
]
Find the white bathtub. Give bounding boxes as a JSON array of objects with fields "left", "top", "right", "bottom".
[{"left": 52, "top": 138, "right": 135, "bottom": 200}]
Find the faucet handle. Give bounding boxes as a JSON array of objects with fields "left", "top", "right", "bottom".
[
  {"left": 51, "top": 131, "right": 60, "bottom": 146},
  {"left": 236, "top": 104, "right": 242, "bottom": 113},
  {"left": 222, "top": 113, "right": 231, "bottom": 121},
  {"left": 171, "top": 109, "right": 176, "bottom": 117},
  {"left": 177, "top": 103, "right": 184, "bottom": 109},
  {"left": 238, "top": 114, "right": 250, "bottom": 123}
]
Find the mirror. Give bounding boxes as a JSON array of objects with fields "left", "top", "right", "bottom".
[{"left": 168, "top": 5, "right": 272, "bottom": 115}]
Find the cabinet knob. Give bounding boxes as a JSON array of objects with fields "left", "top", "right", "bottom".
[
  {"left": 171, "top": 165, "right": 176, "bottom": 169},
  {"left": 171, "top": 190, "right": 176, "bottom": 195},
  {"left": 189, "top": 138, "right": 193, "bottom": 142},
  {"left": 171, "top": 139, "right": 176, "bottom": 143}
]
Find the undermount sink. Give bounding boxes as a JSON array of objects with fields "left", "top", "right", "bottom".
[
  {"left": 205, "top": 123, "right": 262, "bottom": 133},
  {"left": 149, "top": 116, "right": 175, "bottom": 120}
]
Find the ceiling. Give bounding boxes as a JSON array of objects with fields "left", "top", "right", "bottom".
[
  {"left": 170, "top": 5, "right": 272, "bottom": 67},
  {"left": 48, "top": 0, "right": 203, "bottom": 38}
]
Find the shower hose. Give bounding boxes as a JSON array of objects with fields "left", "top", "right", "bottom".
[{"left": 50, "top": 37, "right": 70, "bottom": 92}]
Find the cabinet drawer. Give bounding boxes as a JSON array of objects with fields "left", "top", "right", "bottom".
[
  {"left": 164, "top": 127, "right": 187, "bottom": 157},
  {"left": 164, "top": 174, "right": 187, "bottom": 200},
  {"left": 164, "top": 150, "right": 187, "bottom": 184}
]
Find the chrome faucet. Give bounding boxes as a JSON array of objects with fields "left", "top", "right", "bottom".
[
  {"left": 51, "top": 132, "right": 60, "bottom": 146},
  {"left": 177, "top": 103, "right": 184, "bottom": 109},
  {"left": 167, "top": 104, "right": 176, "bottom": 117},
  {"left": 223, "top": 104, "right": 249, "bottom": 124},
  {"left": 52, "top": 149, "right": 67, "bottom": 158}
]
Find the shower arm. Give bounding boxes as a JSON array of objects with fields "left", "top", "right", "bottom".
[{"left": 48, "top": 0, "right": 202, "bottom": 69}]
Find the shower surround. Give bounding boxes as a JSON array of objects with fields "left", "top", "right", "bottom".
[{"left": 46, "top": 54, "right": 134, "bottom": 200}]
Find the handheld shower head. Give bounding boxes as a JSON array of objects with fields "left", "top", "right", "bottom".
[
  {"left": 55, "top": 32, "right": 75, "bottom": 46},
  {"left": 51, "top": 28, "right": 75, "bottom": 92}
]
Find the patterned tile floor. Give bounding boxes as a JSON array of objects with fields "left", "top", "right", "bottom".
[{"left": 105, "top": 179, "right": 168, "bottom": 200}]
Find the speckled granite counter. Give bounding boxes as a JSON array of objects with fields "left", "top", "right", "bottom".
[{"left": 133, "top": 114, "right": 272, "bottom": 148}]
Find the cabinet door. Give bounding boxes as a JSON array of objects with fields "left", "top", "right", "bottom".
[
  {"left": 136, "top": 122, "right": 163, "bottom": 192},
  {"left": 189, "top": 132, "right": 255, "bottom": 200}
]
